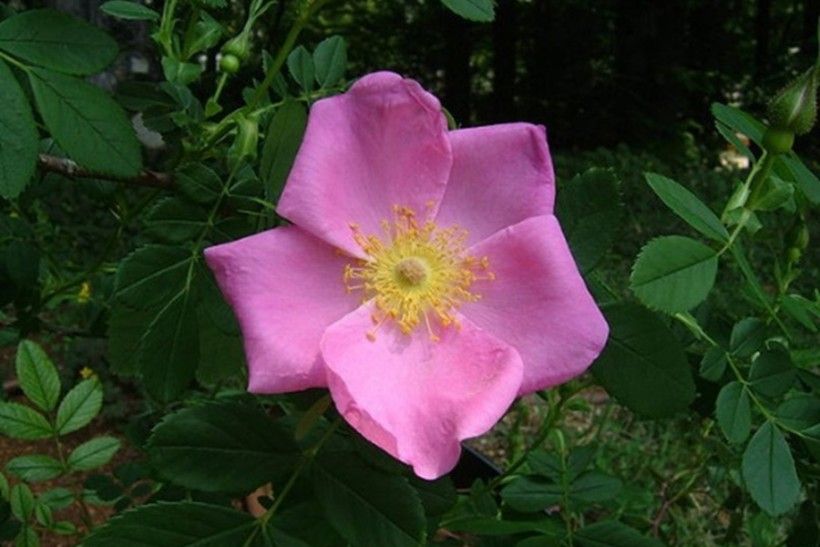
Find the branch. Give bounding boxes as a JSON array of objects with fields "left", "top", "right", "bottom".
[{"left": 38, "top": 154, "right": 174, "bottom": 189}]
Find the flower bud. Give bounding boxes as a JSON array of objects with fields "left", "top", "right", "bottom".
[
  {"left": 767, "top": 66, "right": 818, "bottom": 135},
  {"left": 219, "top": 53, "right": 241, "bottom": 74}
]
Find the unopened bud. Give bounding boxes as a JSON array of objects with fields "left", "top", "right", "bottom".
[{"left": 767, "top": 66, "right": 818, "bottom": 136}]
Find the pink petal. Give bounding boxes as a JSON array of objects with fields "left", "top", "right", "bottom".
[
  {"left": 463, "top": 215, "right": 608, "bottom": 395},
  {"left": 278, "top": 71, "right": 452, "bottom": 257},
  {"left": 204, "top": 227, "right": 359, "bottom": 393},
  {"left": 435, "top": 123, "right": 555, "bottom": 245},
  {"left": 320, "top": 304, "right": 523, "bottom": 479}
]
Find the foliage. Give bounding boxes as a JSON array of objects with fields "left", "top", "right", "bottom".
[{"left": 0, "top": 1, "right": 817, "bottom": 546}]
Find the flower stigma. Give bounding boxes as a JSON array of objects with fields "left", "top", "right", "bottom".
[{"left": 344, "top": 205, "right": 494, "bottom": 342}]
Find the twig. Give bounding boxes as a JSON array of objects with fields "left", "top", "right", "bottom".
[{"left": 37, "top": 154, "right": 174, "bottom": 190}]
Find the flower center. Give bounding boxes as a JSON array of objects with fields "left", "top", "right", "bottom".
[{"left": 344, "top": 206, "right": 494, "bottom": 342}]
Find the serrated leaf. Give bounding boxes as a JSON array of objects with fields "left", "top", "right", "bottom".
[
  {"left": 147, "top": 401, "right": 299, "bottom": 493},
  {"left": 750, "top": 348, "right": 796, "bottom": 398},
  {"left": 144, "top": 198, "right": 208, "bottom": 243},
  {"left": 501, "top": 478, "right": 562, "bottom": 512},
  {"left": 14, "top": 527, "right": 38, "bottom": 547},
  {"left": 15, "top": 341, "right": 60, "bottom": 412},
  {"left": 100, "top": 1, "right": 160, "bottom": 21},
  {"left": 28, "top": 67, "right": 141, "bottom": 177},
  {"left": 645, "top": 173, "right": 729, "bottom": 243},
  {"left": 441, "top": 0, "right": 495, "bottom": 21},
  {"left": 55, "top": 378, "right": 102, "bottom": 435},
  {"left": 716, "top": 381, "right": 751, "bottom": 444},
  {"left": 67, "top": 436, "right": 120, "bottom": 471},
  {"left": 0, "top": 59, "right": 38, "bottom": 199},
  {"left": 313, "top": 36, "right": 347, "bottom": 87},
  {"left": 38, "top": 488, "right": 73, "bottom": 510},
  {"left": 591, "top": 303, "right": 695, "bottom": 418},
  {"left": 0, "top": 9, "right": 117, "bottom": 75},
  {"left": 575, "top": 520, "right": 663, "bottom": 547},
  {"left": 260, "top": 101, "right": 307, "bottom": 202},
  {"left": 175, "top": 163, "right": 222, "bottom": 204},
  {"left": 0, "top": 403, "right": 52, "bottom": 439},
  {"left": 196, "top": 310, "right": 244, "bottom": 385},
  {"left": 570, "top": 471, "right": 622, "bottom": 503},
  {"left": 137, "top": 288, "right": 199, "bottom": 402},
  {"left": 82, "top": 502, "right": 259, "bottom": 546},
  {"left": 742, "top": 422, "right": 801, "bottom": 516},
  {"left": 9, "top": 484, "right": 34, "bottom": 521},
  {"left": 287, "top": 46, "right": 314, "bottom": 93},
  {"left": 631, "top": 235, "right": 718, "bottom": 314},
  {"left": 311, "top": 451, "right": 426, "bottom": 547},
  {"left": 114, "top": 245, "right": 192, "bottom": 310},
  {"left": 555, "top": 168, "right": 622, "bottom": 273},
  {"left": 107, "top": 303, "right": 154, "bottom": 375},
  {"left": 5, "top": 456, "right": 62, "bottom": 482}
]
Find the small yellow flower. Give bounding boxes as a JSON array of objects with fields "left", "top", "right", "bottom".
[
  {"left": 79, "top": 367, "right": 96, "bottom": 379},
  {"left": 77, "top": 282, "right": 92, "bottom": 303}
]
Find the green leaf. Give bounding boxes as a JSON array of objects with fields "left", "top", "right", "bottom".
[
  {"left": 67, "top": 436, "right": 120, "bottom": 471},
  {"left": 631, "top": 235, "right": 718, "bottom": 314},
  {"left": 15, "top": 341, "right": 60, "bottom": 412},
  {"left": 0, "top": 9, "right": 117, "bottom": 75},
  {"left": 161, "top": 57, "right": 203, "bottom": 86},
  {"left": 750, "top": 348, "right": 796, "bottom": 398},
  {"left": 777, "top": 394, "right": 820, "bottom": 433},
  {"left": 699, "top": 347, "right": 727, "bottom": 381},
  {"left": 148, "top": 401, "right": 299, "bottom": 492},
  {"left": 502, "top": 478, "right": 562, "bottom": 512},
  {"left": 440, "top": 0, "right": 495, "bottom": 21},
  {"left": 54, "top": 378, "right": 103, "bottom": 435},
  {"left": 645, "top": 173, "right": 729, "bottom": 243},
  {"left": 410, "top": 475, "right": 457, "bottom": 517},
  {"left": 137, "top": 288, "right": 199, "bottom": 402},
  {"left": 0, "top": 471, "right": 8, "bottom": 499},
  {"left": 9, "top": 484, "right": 34, "bottom": 521},
  {"left": 311, "top": 451, "right": 426, "bottom": 547},
  {"left": 0, "top": 59, "right": 38, "bottom": 199},
  {"left": 742, "top": 422, "right": 801, "bottom": 516},
  {"left": 751, "top": 176, "right": 794, "bottom": 211},
  {"left": 196, "top": 311, "right": 244, "bottom": 385},
  {"left": 780, "top": 154, "right": 820, "bottom": 205},
  {"left": 555, "top": 168, "right": 623, "bottom": 273},
  {"left": 175, "top": 163, "right": 222, "bottom": 205},
  {"left": 715, "top": 381, "right": 752, "bottom": 444},
  {"left": 0, "top": 403, "right": 52, "bottom": 439},
  {"left": 28, "top": 67, "right": 141, "bottom": 177},
  {"left": 729, "top": 317, "right": 766, "bottom": 358},
  {"left": 15, "top": 527, "right": 38, "bottom": 547},
  {"left": 5, "top": 456, "right": 62, "bottom": 482},
  {"left": 313, "top": 36, "right": 347, "bottom": 87},
  {"left": 710, "top": 103, "right": 765, "bottom": 144},
  {"left": 114, "top": 245, "right": 192, "bottom": 311},
  {"left": 445, "top": 517, "right": 561, "bottom": 536},
  {"left": 260, "top": 101, "right": 307, "bottom": 202},
  {"left": 82, "top": 502, "right": 259, "bottom": 546},
  {"left": 100, "top": 1, "right": 160, "bottom": 21},
  {"left": 287, "top": 46, "right": 314, "bottom": 93},
  {"left": 37, "top": 488, "right": 73, "bottom": 510},
  {"left": 591, "top": 303, "right": 695, "bottom": 418},
  {"left": 781, "top": 294, "right": 818, "bottom": 332},
  {"left": 144, "top": 198, "right": 208, "bottom": 243},
  {"left": 570, "top": 472, "right": 622, "bottom": 503},
  {"left": 107, "top": 304, "right": 153, "bottom": 375},
  {"left": 575, "top": 520, "right": 663, "bottom": 547}
]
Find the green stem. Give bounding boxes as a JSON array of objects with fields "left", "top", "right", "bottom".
[
  {"left": 247, "top": 0, "right": 330, "bottom": 109},
  {"left": 243, "top": 418, "right": 342, "bottom": 546},
  {"left": 489, "top": 389, "right": 566, "bottom": 488}
]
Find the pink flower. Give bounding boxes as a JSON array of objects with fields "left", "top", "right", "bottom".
[{"left": 205, "top": 72, "right": 608, "bottom": 479}]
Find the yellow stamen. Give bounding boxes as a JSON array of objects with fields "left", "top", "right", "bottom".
[{"left": 344, "top": 205, "right": 493, "bottom": 341}]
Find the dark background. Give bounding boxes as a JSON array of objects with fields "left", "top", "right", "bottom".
[{"left": 17, "top": 0, "right": 819, "bottom": 174}]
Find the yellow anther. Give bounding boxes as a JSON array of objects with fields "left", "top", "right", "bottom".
[{"left": 343, "top": 206, "right": 494, "bottom": 342}]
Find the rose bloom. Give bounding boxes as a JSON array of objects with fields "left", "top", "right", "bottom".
[{"left": 205, "top": 72, "right": 608, "bottom": 479}]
